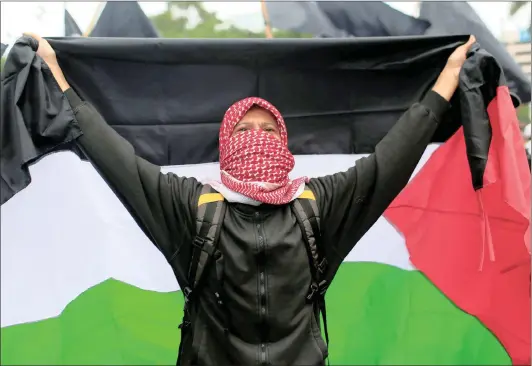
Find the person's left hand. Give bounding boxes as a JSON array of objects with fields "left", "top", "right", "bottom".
[{"left": 432, "top": 35, "right": 477, "bottom": 102}]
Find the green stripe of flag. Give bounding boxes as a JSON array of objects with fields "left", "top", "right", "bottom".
[{"left": 1, "top": 262, "right": 510, "bottom": 365}]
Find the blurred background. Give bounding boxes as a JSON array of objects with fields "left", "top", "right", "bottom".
[{"left": 1, "top": 1, "right": 530, "bottom": 157}]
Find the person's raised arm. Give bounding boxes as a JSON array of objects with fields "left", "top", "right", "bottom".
[
  {"left": 27, "top": 33, "right": 203, "bottom": 270},
  {"left": 308, "top": 36, "right": 476, "bottom": 265}
]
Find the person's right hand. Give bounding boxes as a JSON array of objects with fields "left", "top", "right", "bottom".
[
  {"left": 23, "top": 32, "right": 70, "bottom": 92},
  {"left": 431, "top": 35, "right": 476, "bottom": 102}
]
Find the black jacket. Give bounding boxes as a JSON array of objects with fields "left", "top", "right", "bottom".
[{"left": 64, "top": 88, "right": 449, "bottom": 366}]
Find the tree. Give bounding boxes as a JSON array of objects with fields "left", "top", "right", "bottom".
[{"left": 150, "top": 2, "right": 311, "bottom": 39}]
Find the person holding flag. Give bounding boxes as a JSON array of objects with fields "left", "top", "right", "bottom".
[{"left": 24, "top": 32, "right": 476, "bottom": 366}]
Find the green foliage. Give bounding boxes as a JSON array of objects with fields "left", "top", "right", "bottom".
[
  {"left": 517, "top": 104, "right": 531, "bottom": 125},
  {"left": 150, "top": 1, "right": 312, "bottom": 39}
]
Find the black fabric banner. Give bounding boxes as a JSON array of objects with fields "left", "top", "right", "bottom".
[
  {"left": 3, "top": 35, "right": 501, "bottom": 205},
  {"left": 1, "top": 36, "right": 82, "bottom": 205},
  {"left": 49, "top": 36, "right": 468, "bottom": 166}
]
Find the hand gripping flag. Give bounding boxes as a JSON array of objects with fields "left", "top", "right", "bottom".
[{"left": 385, "top": 46, "right": 531, "bottom": 365}]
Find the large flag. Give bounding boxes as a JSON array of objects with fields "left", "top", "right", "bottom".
[
  {"left": 419, "top": 1, "right": 531, "bottom": 104},
  {"left": 89, "top": 1, "right": 159, "bottom": 38},
  {"left": 266, "top": 1, "right": 429, "bottom": 37},
  {"left": 1, "top": 36, "right": 529, "bottom": 365},
  {"left": 1, "top": 43, "right": 7, "bottom": 56}
]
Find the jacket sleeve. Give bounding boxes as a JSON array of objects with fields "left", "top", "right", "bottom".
[
  {"left": 307, "top": 91, "right": 450, "bottom": 265},
  {"left": 64, "top": 88, "right": 202, "bottom": 275}
]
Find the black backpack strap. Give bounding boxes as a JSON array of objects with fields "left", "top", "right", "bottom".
[
  {"left": 291, "top": 186, "right": 330, "bottom": 347},
  {"left": 189, "top": 185, "right": 226, "bottom": 289},
  {"left": 178, "top": 185, "right": 227, "bottom": 363}
]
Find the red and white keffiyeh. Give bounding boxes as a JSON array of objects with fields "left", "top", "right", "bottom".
[{"left": 218, "top": 97, "right": 307, "bottom": 205}]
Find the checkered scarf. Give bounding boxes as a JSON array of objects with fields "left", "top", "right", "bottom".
[{"left": 218, "top": 97, "right": 307, "bottom": 205}]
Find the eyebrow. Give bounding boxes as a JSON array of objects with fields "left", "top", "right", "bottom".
[
  {"left": 234, "top": 121, "right": 251, "bottom": 129},
  {"left": 234, "top": 121, "right": 278, "bottom": 129}
]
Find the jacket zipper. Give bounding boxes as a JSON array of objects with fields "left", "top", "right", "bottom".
[{"left": 255, "top": 212, "right": 268, "bottom": 366}]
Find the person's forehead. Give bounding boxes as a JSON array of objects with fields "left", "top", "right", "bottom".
[{"left": 238, "top": 108, "right": 277, "bottom": 123}]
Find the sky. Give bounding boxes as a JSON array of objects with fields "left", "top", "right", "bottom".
[{"left": 1, "top": 1, "right": 531, "bottom": 46}]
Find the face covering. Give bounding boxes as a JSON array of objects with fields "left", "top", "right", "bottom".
[{"left": 218, "top": 97, "right": 307, "bottom": 205}]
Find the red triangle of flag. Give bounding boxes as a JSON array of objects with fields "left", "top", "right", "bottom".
[{"left": 385, "top": 86, "right": 531, "bottom": 365}]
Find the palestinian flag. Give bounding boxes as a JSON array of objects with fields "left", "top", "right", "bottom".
[{"left": 1, "top": 36, "right": 530, "bottom": 365}]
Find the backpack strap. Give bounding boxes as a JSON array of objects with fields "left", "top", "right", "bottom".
[
  {"left": 186, "top": 185, "right": 226, "bottom": 296},
  {"left": 179, "top": 185, "right": 226, "bottom": 323},
  {"left": 291, "top": 186, "right": 330, "bottom": 347},
  {"left": 178, "top": 185, "right": 227, "bottom": 364}
]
